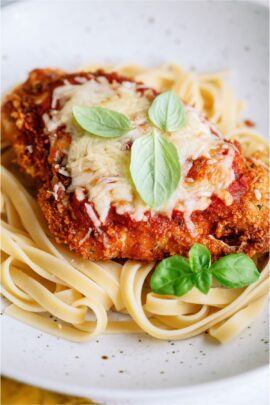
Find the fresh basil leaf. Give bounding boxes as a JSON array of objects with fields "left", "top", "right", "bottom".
[
  {"left": 189, "top": 243, "right": 211, "bottom": 273},
  {"left": 174, "top": 275, "right": 194, "bottom": 297},
  {"left": 130, "top": 129, "right": 181, "bottom": 208},
  {"left": 150, "top": 256, "right": 194, "bottom": 297},
  {"left": 193, "top": 269, "right": 212, "bottom": 294},
  {"left": 73, "top": 105, "right": 133, "bottom": 138},
  {"left": 211, "top": 253, "right": 260, "bottom": 288},
  {"left": 148, "top": 90, "right": 185, "bottom": 132}
]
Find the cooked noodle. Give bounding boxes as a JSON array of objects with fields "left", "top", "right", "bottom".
[{"left": 1, "top": 64, "right": 269, "bottom": 343}]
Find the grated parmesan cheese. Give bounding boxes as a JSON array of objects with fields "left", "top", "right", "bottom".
[
  {"left": 58, "top": 167, "right": 70, "bottom": 177},
  {"left": 25, "top": 145, "right": 33, "bottom": 153},
  {"left": 75, "top": 187, "right": 85, "bottom": 201},
  {"left": 51, "top": 182, "right": 65, "bottom": 200},
  {"left": 85, "top": 203, "right": 101, "bottom": 228},
  {"left": 255, "top": 189, "right": 262, "bottom": 201},
  {"left": 79, "top": 228, "right": 92, "bottom": 245},
  {"left": 43, "top": 77, "right": 236, "bottom": 234}
]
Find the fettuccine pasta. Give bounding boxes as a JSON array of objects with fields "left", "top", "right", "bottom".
[{"left": 1, "top": 64, "right": 269, "bottom": 343}]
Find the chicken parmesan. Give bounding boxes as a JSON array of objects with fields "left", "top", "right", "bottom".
[{"left": 2, "top": 68, "right": 269, "bottom": 261}]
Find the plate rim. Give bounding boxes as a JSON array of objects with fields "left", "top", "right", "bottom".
[{"left": 2, "top": 361, "right": 268, "bottom": 400}]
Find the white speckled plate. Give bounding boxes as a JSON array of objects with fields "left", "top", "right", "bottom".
[{"left": 1, "top": 1, "right": 269, "bottom": 404}]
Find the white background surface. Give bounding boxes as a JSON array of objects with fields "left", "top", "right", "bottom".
[{"left": 1, "top": 1, "right": 269, "bottom": 404}]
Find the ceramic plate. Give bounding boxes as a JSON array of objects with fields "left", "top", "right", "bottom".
[{"left": 1, "top": 1, "right": 269, "bottom": 404}]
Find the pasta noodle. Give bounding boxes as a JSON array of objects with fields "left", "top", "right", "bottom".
[{"left": 1, "top": 64, "right": 269, "bottom": 343}]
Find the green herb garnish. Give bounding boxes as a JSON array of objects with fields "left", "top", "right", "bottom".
[
  {"left": 73, "top": 106, "right": 133, "bottom": 138},
  {"left": 211, "top": 253, "right": 260, "bottom": 288},
  {"left": 148, "top": 90, "right": 185, "bottom": 132},
  {"left": 73, "top": 90, "right": 186, "bottom": 207},
  {"left": 150, "top": 244, "right": 260, "bottom": 297},
  {"left": 150, "top": 256, "right": 194, "bottom": 296},
  {"left": 188, "top": 243, "right": 212, "bottom": 294},
  {"left": 130, "top": 129, "right": 180, "bottom": 208}
]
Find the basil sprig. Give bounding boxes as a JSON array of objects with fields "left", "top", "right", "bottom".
[
  {"left": 211, "top": 253, "right": 260, "bottom": 288},
  {"left": 130, "top": 129, "right": 180, "bottom": 208},
  {"left": 148, "top": 90, "right": 185, "bottom": 132},
  {"left": 73, "top": 106, "right": 133, "bottom": 138},
  {"left": 189, "top": 244, "right": 212, "bottom": 293},
  {"left": 130, "top": 91, "right": 185, "bottom": 208},
  {"left": 150, "top": 256, "right": 194, "bottom": 296},
  {"left": 73, "top": 89, "right": 186, "bottom": 207},
  {"left": 150, "top": 244, "right": 260, "bottom": 297}
]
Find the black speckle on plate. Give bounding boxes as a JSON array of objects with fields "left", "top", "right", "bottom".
[{"left": 148, "top": 16, "right": 155, "bottom": 24}]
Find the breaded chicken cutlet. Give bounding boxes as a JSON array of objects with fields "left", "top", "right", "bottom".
[{"left": 2, "top": 69, "right": 269, "bottom": 261}]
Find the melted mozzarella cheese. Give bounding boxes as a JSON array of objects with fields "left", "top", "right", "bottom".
[{"left": 43, "top": 77, "right": 236, "bottom": 234}]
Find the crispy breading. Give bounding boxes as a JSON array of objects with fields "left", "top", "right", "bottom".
[{"left": 2, "top": 69, "right": 269, "bottom": 261}]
